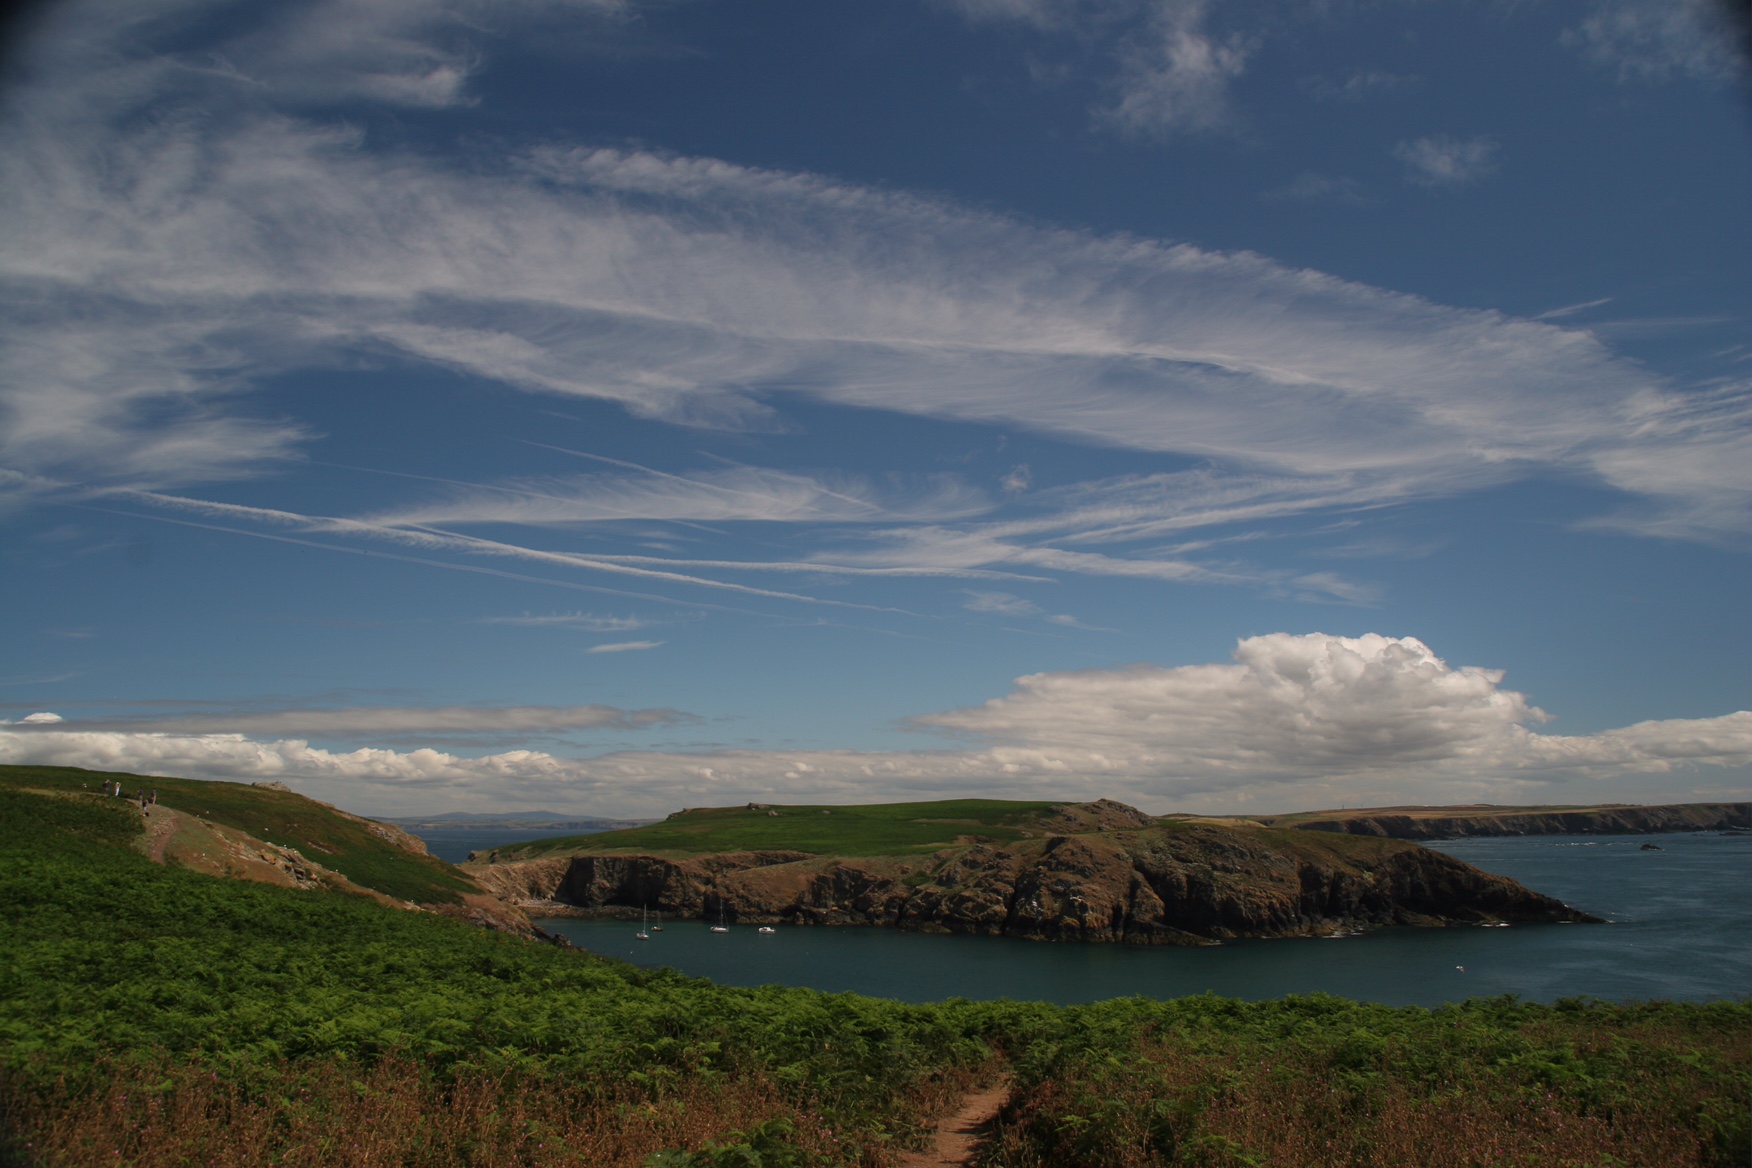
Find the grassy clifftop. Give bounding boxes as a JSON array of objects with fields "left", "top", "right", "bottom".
[
  {"left": 486, "top": 798, "right": 1132, "bottom": 859},
  {"left": 0, "top": 764, "right": 477, "bottom": 905}
]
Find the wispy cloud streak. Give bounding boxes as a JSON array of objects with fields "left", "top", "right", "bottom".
[
  {"left": 7, "top": 703, "right": 684, "bottom": 736},
  {"left": 1, "top": 0, "right": 1743, "bottom": 551}
]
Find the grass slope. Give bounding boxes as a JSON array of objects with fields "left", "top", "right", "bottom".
[
  {"left": 496, "top": 799, "right": 1070, "bottom": 859},
  {"left": 0, "top": 764, "right": 475, "bottom": 904},
  {"left": 0, "top": 785, "right": 998, "bottom": 1164}
]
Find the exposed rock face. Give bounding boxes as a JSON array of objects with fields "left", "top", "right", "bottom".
[
  {"left": 467, "top": 822, "right": 1596, "bottom": 944},
  {"left": 1271, "top": 802, "right": 1751, "bottom": 840}
]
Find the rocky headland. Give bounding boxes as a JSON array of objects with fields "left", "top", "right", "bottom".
[
  {"left": 1257, "top": 801, "right": 1750, "bottom": 840},
  {"left": 465, "top": 803, "right": 1598, "bottom": 944}
]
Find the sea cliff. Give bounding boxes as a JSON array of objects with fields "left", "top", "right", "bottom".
[{"left": 466, "top": 814, "right": 1596, "bottom": 944}]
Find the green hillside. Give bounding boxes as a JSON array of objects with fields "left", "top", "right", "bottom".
[
  {"left": 0, "top": 781, "right": 1744, "bottom": 1167},
  {"left": 494, "top": 798, "right": 1067, "bottom": 859},
  {"left": 0, "top": 764, "right": 475, "bottom": 904}
]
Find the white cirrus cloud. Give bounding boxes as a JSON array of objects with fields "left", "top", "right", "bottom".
[
  {"left": 587, "top": 640, "right": 663, "bottom": 653},
  {"left": 932, "top": 0, "right": 1078, "bottom": 27},
  {"left": 1302, "top": 70, "right": 1418, "bottom": 103},
  {"left": 0, "top": 0, "right": 1742, "bottom": 549},
  {"left": 963, "top": 590, "right": 1043, "bottom": 616},
  {"left": 1393, "top": 135, "right": 1499, "bottom": 188},
  {"left": 1263, "top": 172, "right": 1371, "bottom": 206},
  {"left": 1567, "top": 0, "right": 1750, "bottom": 82},
  {"left": 5, "top": 704, "right": 685, "bottom": 736},
  {"left": 1103, "top": 0, "right": 1251, "bottom": 137},
  {"left": 4, "top": 634, "right": 1743, "bottom": 816},
  {"left": 366, "top": 464, "right": 988, "bottom": 528},
  {"left": 106, "top": 477, "right": 1377, "bottom": 603},
  {"left": 937, "top": 0, "right": 1250, "bottom": 138},
  {"left": 483, "top": 612, "right": 653, "bottom": 632}
]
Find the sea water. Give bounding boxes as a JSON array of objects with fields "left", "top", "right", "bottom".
[{"left": 536, "top": 832, "right": 1749, "bottom": 1006}]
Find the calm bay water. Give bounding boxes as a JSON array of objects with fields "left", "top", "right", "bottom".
[{"left": 538, "top": 833, "right": 1749, "bottom": 1007}]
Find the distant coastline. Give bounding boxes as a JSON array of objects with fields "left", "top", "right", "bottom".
[
  {"left": 1250, "top": 801, "right": 1750, "bottom": 840},
  {"left": 381, "top": 812, "right": 659, "bottom": 832}
]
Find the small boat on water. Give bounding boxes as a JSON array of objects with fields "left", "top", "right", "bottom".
[
  {"left": 709, "top": 904, "right": 730, "bottom": 933},
  {"left": 636, "top": 905, "right": 651, "bottom": 941},
  {"left": 757, "top": 926, "right": 776, "bottom": 935},
  {"left": 650, "top": 911, "right": 663, "bottom": 933}
]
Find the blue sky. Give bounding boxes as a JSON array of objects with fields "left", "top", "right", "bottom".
[{"left": 1, "top": 0, "right": 1746, "bottom": 817}]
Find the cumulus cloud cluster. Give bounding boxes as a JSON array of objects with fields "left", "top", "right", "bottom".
[{"left": 5, "top": 634, "right": 1743, "bottom": 815}]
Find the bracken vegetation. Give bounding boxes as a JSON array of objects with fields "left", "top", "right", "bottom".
[
  {"left": 988, "top": 996, "right": 1748, "bottom": 1168},
  {"left": 1, "top": 777, "right": 1745, "bottom": 1167}
]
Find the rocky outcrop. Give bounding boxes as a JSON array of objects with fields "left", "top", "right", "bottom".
[
  {"left": 1268, "top": 802, "right": 1750, "bottom": 840},
  {"left": 465, "top": 822, "right": 1596, "bottom": 944}
]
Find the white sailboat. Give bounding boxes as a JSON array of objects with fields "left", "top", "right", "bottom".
[
  {"left": 709, "top": 902, "right": 729, "bottom": 933},
  {"left": 636, "top": 905, "right": 650, "bottom": 940},
  {"left": 650, "top": 910, "right": 663, "bottom": 933}
]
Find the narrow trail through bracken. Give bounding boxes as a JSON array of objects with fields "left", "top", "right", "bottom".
[{"left": 896, "top": 1077, "right": 1011, "bottom": 1168}]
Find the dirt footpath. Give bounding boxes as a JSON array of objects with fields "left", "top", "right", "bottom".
[{"left": 896, "top": 1078, "right": 1011, "bottom": 1168}]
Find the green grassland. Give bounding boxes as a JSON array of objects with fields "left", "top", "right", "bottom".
[
  {"left": 1, "top": 773, "right": 1746, "bottom": 1166},
  {"left": 0, "top": 764, "right": 475, "bottom": 904},
  {"left": 498, "top": 798, "right": 1067, "bottom": 859}
]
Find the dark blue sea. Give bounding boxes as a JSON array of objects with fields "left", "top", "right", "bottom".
[{"left": 537, "top": 832, "right": 1749, "bottom": 1007}]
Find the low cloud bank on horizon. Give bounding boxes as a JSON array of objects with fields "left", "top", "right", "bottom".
[{"left": 4, "top": 633, "right": 1744, "bottom": 818}]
